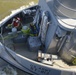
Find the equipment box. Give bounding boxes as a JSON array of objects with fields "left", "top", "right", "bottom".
[{"left": 28, "top": 36, "right": 41, "bottom": 51}]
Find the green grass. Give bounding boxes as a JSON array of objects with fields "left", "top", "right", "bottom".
[{"left": 0, "top": 0, "right": 38, "bottom": 21}]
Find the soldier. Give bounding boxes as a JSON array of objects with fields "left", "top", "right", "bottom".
[
  {"left": 30, "top": 23, "right": 38, "bottom": 36},
  {"left": 12, "top": 17, "right": 22, "bottom": 30}
]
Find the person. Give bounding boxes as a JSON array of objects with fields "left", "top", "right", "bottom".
[
  {"left": 6, "top": 17, "right": 22, "bottom": 31},
  {"left": 12, "top": 17, "right": 22, "bottom": 30},
  {"left": 30, "top": 23, "right": 38, "bottom": 36}
]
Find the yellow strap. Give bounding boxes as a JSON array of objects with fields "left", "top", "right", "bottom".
[{"left": 72, "top": 58, "right": 76, "bottom": 65}]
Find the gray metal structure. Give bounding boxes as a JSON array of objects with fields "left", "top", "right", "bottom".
[{"left": 54, "top": 0, "right": 76, "bottom": 18}]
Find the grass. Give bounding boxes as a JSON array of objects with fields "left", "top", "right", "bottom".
[{"left": 0, "top": 0, "right": 38, "bottom": 21}]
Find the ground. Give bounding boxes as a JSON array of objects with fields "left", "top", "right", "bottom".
[{"left": 0, "top": 0, "right": 38, "bottom": 21}]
